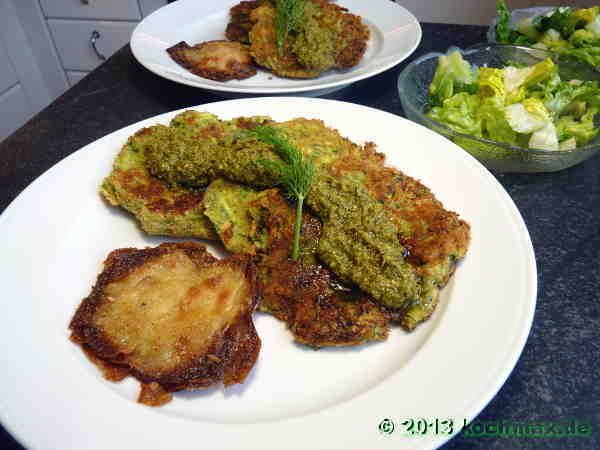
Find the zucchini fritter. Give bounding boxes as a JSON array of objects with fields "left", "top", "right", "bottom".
[
  {"left": 106, "top": 110, "right": 470, "bottom": 332},
  {"left": 230, "top": 0, "right": 369, "bottom": 78},
  {"left": 100, "top": 111, "right": 272, "bottom": 239},
  {"left": 226, "top": 0, "right": 264, "bottom": 43},
  {"left": 69, "top": 242, "right": 260, "bottom": 406},
  {"left": 203, "top": 178, "right": 389, "bottom": 348},
  {"left": 329, "top": 142, "right": 470, "bottom": 329},
  {"left": 137, "top": 112, "right": 470, "bottom": 329},
  {"left": 100, "top": 126, "right": 217, "bottom": 239},
  {"left": 167, "top": 40, "right": 257, "bottom": 81}
]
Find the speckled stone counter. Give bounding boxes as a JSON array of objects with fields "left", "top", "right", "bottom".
[{"left": 0, "top": 23, "right": 598, "bottom": 450}]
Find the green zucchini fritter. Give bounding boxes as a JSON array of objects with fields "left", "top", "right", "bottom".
[
  {"left": 106, "top": 110, "right": 470, "bottom": 331},
  {"left": 100, "top": 126, "right": 217, "bottom": 239}
]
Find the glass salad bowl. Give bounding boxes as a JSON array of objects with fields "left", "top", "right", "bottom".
[{"left": 397, "top": 44, "right": 600, "bottom": 172}]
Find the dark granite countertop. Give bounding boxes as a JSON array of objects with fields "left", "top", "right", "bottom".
[{"left": 1, "top": 22, "right": 598, "bottom": 450}]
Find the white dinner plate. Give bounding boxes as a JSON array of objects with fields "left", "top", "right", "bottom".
[
  {"left": 130, "top": 0, "right": 422, "bottom": 95},
  {"left": 0, "top": 98, "right": 536, "bottom": 450}
]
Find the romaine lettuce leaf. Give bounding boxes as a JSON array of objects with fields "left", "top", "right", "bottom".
[
  {"left": 428, "top": 51, "right": 476, "bottom": 106},
  {"left": 569, "top": 29, "right": 600, "bottom": 47},
  {"left": 539, "top": 29, "right": 570, "bottom": 52},
  {"left": 505, "top": 98, "right": 551, "bottom": 133},
  {"left": 427, "top": 92, "right": 482, "bottom": 136},
  {"left": 533, "top": 7, "right": 573, "bottom": 37},
  {"left": 559, "top": 137, "right": 577, "bottom": 150},
  {"left": 477, "top": 67, "right": 505, "bottom": 101},
  {"left": 478, "top": 97, "right": 518, "bottom": 145},
  {"left": 556, "top": 107, "right": 599, "bottom": 145},
  {"left": 564, "top": 46, "right": 600, "bottom": 67},
  {"left": 543, "top": 80, "right": 600, "bottom": 116},
  {"left": 529, "top": 122, "right": 559, "bottom": 150}
]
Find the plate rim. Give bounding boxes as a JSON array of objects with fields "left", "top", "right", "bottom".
[
  {"left": 0, "top": 97, "right": 537, "bottom": 450},
  {"left": 130, "top": 0, "right": 422, "bottom": 94}
]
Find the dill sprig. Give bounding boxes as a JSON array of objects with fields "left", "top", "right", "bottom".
[
  {"left": 252, "top": 125, "right": 315, "bottom": 261},
  {"left": 275, "top": 0, "right": 306, "bottom": 55}
]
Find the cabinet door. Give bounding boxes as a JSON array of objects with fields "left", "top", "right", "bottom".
[
  {"left": 0, "top": 40, "right": 18, "bottom": 94},
  {"left": 39, "top": 0, "right": 141, "bottom": 21},
  {"left": 139, "top": 0, "right": 167, "bottom": 17},
  {"left": 48, "top": 20, "right": 137, "bottom": 71},
  {"left": 0, "top": 85, "right": 31, "bottom": 141}
]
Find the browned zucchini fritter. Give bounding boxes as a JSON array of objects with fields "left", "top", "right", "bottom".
[
  {"left": 226, "top": 0, "right": 263, "bottom": 43},
  {"left": 227, "top": 0, "right": 370, "bottom": 78},
  {"left": 70, "top": 242, "right": 260, "bottom": 406},
  {"left": 167, "top": 40, "right": 257, "bottom": 81},
  {"left": 203, "top": 179, "right": 390, "bottom": 348}
]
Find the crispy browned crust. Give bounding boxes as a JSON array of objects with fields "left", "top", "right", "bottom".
[
  {"left": 250, "top": 190, "right": 389, "bottom": 348},
  {"left": 111, "top": 167, "right": 205, "bottom": 216},
  {"left": 69, "top": 242, "right": 261, "bottom": 405},
  {"left": 258, "top": 256, "right": 389, "bottom": 348},
  {"left": 334, "top": 5, "right": 370, "bottom": 69},
  {"left": 307, "top": 0, "right": 370, "bottom": 69},
  {"left": 167, "top": 40, "right": 257, "bottom": 81},
  {"left": 226, "top": 0, "right": 262, "bottom": 43}
]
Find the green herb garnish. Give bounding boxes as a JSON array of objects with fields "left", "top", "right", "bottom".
[
  {"left": 252, "top": 125, "right": 315, "bottom": 261},
  {"left": 275, "top": 0, "right": 306, "bottom": 55}
]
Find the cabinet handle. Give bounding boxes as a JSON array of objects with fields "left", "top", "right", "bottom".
[
  {"left": 90, "top": 30, "right": 106, "bottom": 61},
  {"left": 81, "top": 0, "right": 91, "bottom": 4}
]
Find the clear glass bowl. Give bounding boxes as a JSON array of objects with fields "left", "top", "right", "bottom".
[{"left": 397, "top": 44, "right": 600, "bottom": 173}]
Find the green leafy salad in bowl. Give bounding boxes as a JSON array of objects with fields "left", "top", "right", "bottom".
[
  {"left": 427, "top": 50, "right": 599, "bottom": 151},
  {"left": 494, "top": 1, "right": 600, "bottom": 67},
  {"left": 398, "top": 44, "right": 600, "bottom": 172}
]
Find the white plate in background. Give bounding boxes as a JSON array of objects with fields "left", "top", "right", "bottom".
[{"left": 130, "top": 0, "right": 422, "bottom": 95}]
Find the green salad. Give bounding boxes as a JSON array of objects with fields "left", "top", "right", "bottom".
[
  {"left": 496, "top": 1, "right": 600, "bottom": 67},
  {"left": 426, "top": 50, "right": 600, "bottom": 150}
]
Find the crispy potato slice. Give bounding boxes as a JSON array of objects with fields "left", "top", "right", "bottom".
[
  {"left": 167, "top": 40, "right": 257, "bottom": 81},
  {"left": 69, "top": 242, "right": 260, "bottom": 406}
]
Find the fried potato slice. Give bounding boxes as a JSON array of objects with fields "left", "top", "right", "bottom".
[
  {"left": 167, "top": 40, "right": 257, "bottom": 81},
  {"left": 100, "top": 124, "right": 217, "bottom": 240},
  {"left": 203, "top": 178, "right": 389, "bottom": 348},
  {"left": 69, "top": 242, "right": 260, "bottom": 406}
]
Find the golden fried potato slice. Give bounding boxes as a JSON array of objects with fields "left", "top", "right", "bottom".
[
  {"left": 69, "top": 242, "right": 260, "bottom": 406},
  {"left": 167, "top": 40, "right": 257, "bottom": 81}
]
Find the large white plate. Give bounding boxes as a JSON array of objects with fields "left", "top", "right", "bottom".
[
  {"left": 130, "top": 0, "right": 422, "bottom": 95},
  {"left": 0, "top": 98, "right": 536, "bottom": 450}
]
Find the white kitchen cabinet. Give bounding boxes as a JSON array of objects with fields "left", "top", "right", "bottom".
[
  {"left": 39, "top": 0, "right": 141, "bottom": 21},
  {"left": 0, "top": 85, "right": 32, "bottom": 141},
  {"left": 0, "top": 40, "right": 18, "bottom": 94},
  {"left": 48, "top": 20, "right": 137, "bottom": 72},
  {"left": 139, "top": 0, "right": 168, "bottom": 17}
]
